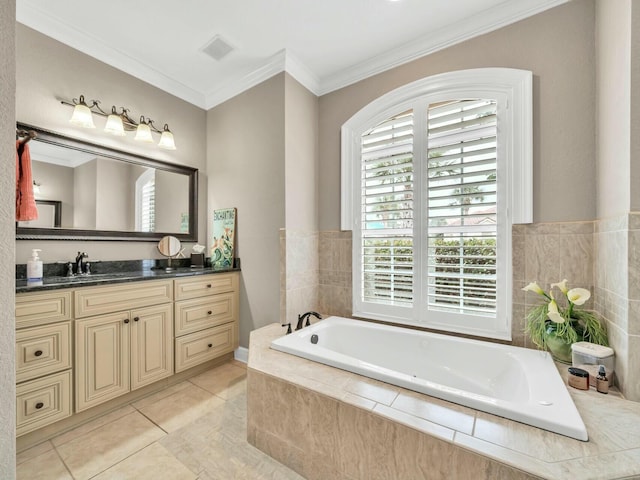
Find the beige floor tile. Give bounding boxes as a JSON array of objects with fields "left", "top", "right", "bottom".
[
  {"left": 16, "top": 440, "right": 53, "bottom": 465},
  {"left": 188, "top": 363, "right": 247, "bottom": 399},
  {"left": 136, "top": 382, "right": 226, "bottom": 433},
  {"left": 132, "top": 381, "right": 193, "bottom": 410},
  {"left": 56, "top": 411, "right": 165, "bottom": 480},
  {"left": 16, "top": 448, "right": 72, "bottom": 480},
  {"left": 91, "top": 442, "right": 197, "bottom": 480},
  {"left": 52, "top": 404, "right": 136, "bottom": 447}
]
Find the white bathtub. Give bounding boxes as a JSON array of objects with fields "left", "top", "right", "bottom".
[{"left": 271, "top": 316, "right": 588, "bottom": 441}]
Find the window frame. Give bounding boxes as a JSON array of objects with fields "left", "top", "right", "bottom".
[{"left": 341, "top": 68, "right": 532, "bottom": 340}]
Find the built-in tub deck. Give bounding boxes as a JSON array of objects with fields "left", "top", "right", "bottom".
[{"left": 248, "top": 323, "right": 640, "bottom": 480}]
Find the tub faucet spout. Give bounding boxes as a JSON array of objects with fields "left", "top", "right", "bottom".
[{"left": 296, "top": 311, "right": 322, "bottom": 330}]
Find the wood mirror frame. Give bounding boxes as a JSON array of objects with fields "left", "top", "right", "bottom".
[{"left": 16, "top": 122, "right": 198, "bottom": 242}]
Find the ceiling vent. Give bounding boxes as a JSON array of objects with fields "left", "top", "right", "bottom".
[{"left": 201, "top": 35, "right": 235, "bottom": 61}]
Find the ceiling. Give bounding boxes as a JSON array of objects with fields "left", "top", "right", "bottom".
[{"left": 17, "top": 0, "right": 566, "bottom": 110}]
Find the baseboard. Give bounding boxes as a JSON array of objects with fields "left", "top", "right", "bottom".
[{"left": 234, "top": 346, "right": 249, "bottom": 363}]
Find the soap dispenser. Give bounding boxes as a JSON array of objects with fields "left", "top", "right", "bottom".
[{"left": 27, "top": 249, "right": 43, "bottom": 281}]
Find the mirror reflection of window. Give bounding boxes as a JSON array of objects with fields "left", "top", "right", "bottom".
[{"left": 135, "top": 168, "right": 155, "bottom": 232}]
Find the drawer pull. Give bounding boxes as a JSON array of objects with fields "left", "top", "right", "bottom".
[
  {"left": 133, "top": 317, "right": 140, "bottom": 322},
  {"left": 124, "top": 319, "right": 130, "bottom": 324},
  {"left": 35, "top": 402, "right": 44, "bottom": 410},
  {"left": 34, "top": 350, "right": 43, "bottom": 357},
  {"left": 208, "top": 343, "right": 213, "bottom": 348},
  {"left": 207, "top": 310, "right": 212, "bottom": 315},
  {"left": 207, "top": 284, "right": 212, "bottom": 288}
]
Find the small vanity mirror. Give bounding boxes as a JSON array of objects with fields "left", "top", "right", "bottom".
[{"left": 158, "top": 235, "right": 182, "bottom": 272}]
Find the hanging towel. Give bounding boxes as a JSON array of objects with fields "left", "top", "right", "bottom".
[{"left": 16, "top": 140, "right": 38, "bottom": 221}]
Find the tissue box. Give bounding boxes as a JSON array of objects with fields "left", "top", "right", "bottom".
[
  {"left": 190, "top": 253, "right": 205, "bottom": 268},
  {"left": 571, "top": 342, "right": 615, "bottom": 387}
]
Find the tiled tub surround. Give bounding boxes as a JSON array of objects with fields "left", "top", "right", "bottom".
[
  {"left": 248, "top": 323, "right": 640, "bottom": 480},
  {"left": 280, "top": 229, "right": 320, "bottom": 325},
  {"left": 594, "top": 213, "right": 640, "bottom": 402}
]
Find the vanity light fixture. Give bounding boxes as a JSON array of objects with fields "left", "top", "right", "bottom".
[{"left": 61, "top": 94, "right": 177, "bottom": 150}]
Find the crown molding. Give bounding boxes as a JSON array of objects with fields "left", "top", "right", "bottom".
[
  {"left": 17, "top": 0, "right": 567, "bottom": 108},
  {"left": 17, "top": 1, "right": 206, "bottom": 108},
  {"left": 317, "top": 0, "right": 568, "bottom": 95},
  {"left": 203, "top": 49, "right": 320, "bottom": 109}
]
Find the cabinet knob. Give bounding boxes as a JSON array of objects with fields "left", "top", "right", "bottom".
[
  {"left": 208, "top": 343, "right": 213, "bottom": 348},
  {"left": 35, "top": 402, "right": 44, "bottom": 410},
  {"left": 133, "top": 317, "right": 140, "bottom": 322},
  {"left": 124, "top": 319, "right": 130, "bottom": 324},
  {"left": 207, "top": 311, "right": 212, "bottom": 315},
  {"left": 34, "top": 350, "right": 43, "bottom": 357},
  {"left": 207, "top": 284, "right": 212, "bottom": 288}
]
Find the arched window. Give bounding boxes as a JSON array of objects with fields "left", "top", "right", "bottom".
[
  {"left": 135, "top": 168, "right": 155, "bottom": 232},
  {"left": 341, "top": 68, "right": 532, "bottom": 340}
]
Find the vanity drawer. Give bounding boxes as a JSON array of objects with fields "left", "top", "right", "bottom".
[
  {"left": 75, "top": 280, "right": 173, "bottom": 318},
  {"left": 174, "top": 292, "right": 237, "bottom": 336},
  {"left": 174, "top": 272, "right": 238, "bottom": 301},
  {"left": 16, "top": 370, "right": 72, "bottom": 437},
  {"left": 16, "top": 290, "right": 72, "bottom": 329},
  {"left": 175, "top": 322, "right": 237, "bottom": 373},
  {"left": 16, "top": 322, "right": 72, "bottom": 383}
]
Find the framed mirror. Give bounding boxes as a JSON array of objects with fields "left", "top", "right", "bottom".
[{"left": 16, "top": 123, "right": 198, "bottom": 241}]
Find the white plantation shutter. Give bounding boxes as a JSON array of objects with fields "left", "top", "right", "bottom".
[
  {"left": 344, "top": 68, "right": 532, "bottom": 340},
  {"left": 135, "top": 169, "right": 156, "bottom": 232},
  {"left": 360, "top": 111, "right": 414, "bottom": 306},
  {"left": 426, "top": 99, "right": 497, "bottom": 317},
  {"left": 140, "top": 177, "right": 155, "bottom": 232}
]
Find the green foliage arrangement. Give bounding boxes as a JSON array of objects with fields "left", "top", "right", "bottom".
[{"left": 523, "top": 280, "right": 608, "bottom": 354}]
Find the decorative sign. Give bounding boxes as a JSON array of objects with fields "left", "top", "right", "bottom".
[{"left": 211, "top": 208, "right": 236, "bottom": 269}]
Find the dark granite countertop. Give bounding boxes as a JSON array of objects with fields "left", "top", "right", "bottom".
[{"left": 16, "top": 258, "right": 240, "bottom": 293}]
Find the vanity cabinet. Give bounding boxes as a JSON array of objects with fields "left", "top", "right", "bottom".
[
  {"left": 15, "top": 270, "right": 239, "bottom": 439},
  {"left": 75, "top": 281, "right": 174, "bottom": 412},
  {"left": 174, "top": 272, "right": 239, "bottom": 372},
  {"left": 15, "top": 290, "right": 73, "bottom": 436}
]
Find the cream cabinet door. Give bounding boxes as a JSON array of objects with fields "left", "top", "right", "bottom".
[
  {"left": 130, "top": 304, "right": 174, "bottom": 390},
  {"left": 75, "top": 313, "right": 130, "bottom": 412}
]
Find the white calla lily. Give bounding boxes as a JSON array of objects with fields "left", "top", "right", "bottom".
[
  {"left": 568, "top": 288, "right": 591, "bottom": 305},
  {"left": 522, "top": 281, "right": 545, "bottom": 296},
  {"left": 551, "top": 279, "right": 569, "bottom": 294},
  {"left": 547, "top": 298, "right": 565, "bottom": 323}
]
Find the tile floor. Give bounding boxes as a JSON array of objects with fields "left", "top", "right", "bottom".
[{"left": 16, "top": 361, "right": 303, "bottom": 480}]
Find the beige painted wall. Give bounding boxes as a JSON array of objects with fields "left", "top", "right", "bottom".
[
  {"left": 207, "top": 73, "right": 286, "bottom": 347},
  {"left": 1, "top": 0, "right": 16, "bottom": 476},
  {"left": 284, "top": 74, "right": 319, "bottom": 230},
  {"left": 15, "top": 24, "right": 207, "bottom": 262},
  {"left": 596, "top": 0, "right": 631, "bottom": 218},
  {"left": 318, "top": 0, "right": 596, "bottom": 230}
]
